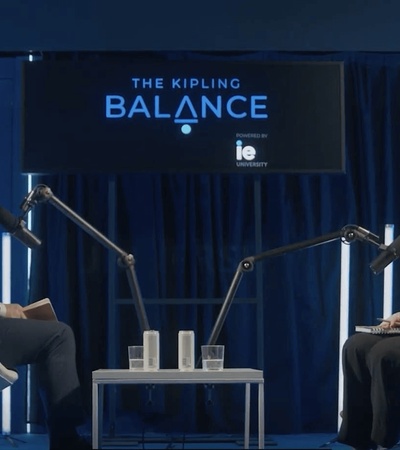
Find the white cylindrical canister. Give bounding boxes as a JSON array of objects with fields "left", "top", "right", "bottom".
[
  {"left": 143, "top": 330, "right": 160, "bottom": 371},
  {"left": 178, "top": 330, "right": 195, "bottom": 371}
]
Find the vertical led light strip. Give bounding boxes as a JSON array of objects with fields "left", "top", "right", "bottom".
[
  {"left": 26, "top": 175, "right": 33, "bottom": 433},
  {"left": 383, "top": 224, "right": 394, "bottom": 319},
  {"left": 26, "top": 175, "right": 33, "bottom": 288},
  {"left": 1, "top": 232, "right": 12, "bottom": 434},
  {"left": 337, "top": 240, "right": 351, "bottom": 429}
]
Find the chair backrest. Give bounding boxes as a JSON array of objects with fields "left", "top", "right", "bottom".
[{"left": 0, "top": 363, "right": 18, "bottom": 391}]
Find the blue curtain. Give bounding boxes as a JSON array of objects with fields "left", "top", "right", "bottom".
[{"left": 28, "top": 51, "right": 400, "bottom": 435}]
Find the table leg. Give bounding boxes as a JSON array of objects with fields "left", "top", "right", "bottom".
[
  {"left": 244, "top": 383, "right": 250, "bottom": 449},
  {"left": 258, "top": 382, "right": 264, "bottom": 449},
  {"left": 98, "top": 385, "right": 104, "bottom": 448},
  {"left": 92, "top": 381, "right": 99, "bottom": 449},
  {"left": 92, "top": 382, "right": 104, "bottom": 449}
]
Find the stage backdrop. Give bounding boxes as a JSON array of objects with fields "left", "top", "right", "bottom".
[{"left": 23, "top": 51, "right": 400, "bottom": 436}]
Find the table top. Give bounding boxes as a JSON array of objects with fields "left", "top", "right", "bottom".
[{"left": 92, "top": 368, "right": 264, "bottom": 384}]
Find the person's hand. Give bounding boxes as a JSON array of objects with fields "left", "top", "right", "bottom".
[
  {"left": 379, "top": 312, "right": 400, "bottom": 328},
  {"left": 4, "top": 304, "right": 27, "bottom": 319}
]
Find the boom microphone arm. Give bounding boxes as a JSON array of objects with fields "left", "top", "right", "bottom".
[
  {"left": 22, "top": 184, "right": 150, "bottom": 332},
  {"left": 205, "top": 225, "right": 384, "bottom": 349}
]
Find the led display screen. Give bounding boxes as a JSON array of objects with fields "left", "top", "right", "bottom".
[{"left": 21, "top": 60, "right": 345, "bottom": 174}]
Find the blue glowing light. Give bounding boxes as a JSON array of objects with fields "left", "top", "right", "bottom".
[{"left": 181, "top": 124, "right": 192, "bottom": 135}]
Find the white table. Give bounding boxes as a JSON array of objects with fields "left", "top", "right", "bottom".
[{"left": 92, "top": 368, "right": 264, "bottom": 449}]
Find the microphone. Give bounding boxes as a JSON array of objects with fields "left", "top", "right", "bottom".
[
  {"left": 0, "top": 205, "right": 41, "bottom": 249},
  {"left": 370, "top": 235, "right": 400, "bottom": 274}
]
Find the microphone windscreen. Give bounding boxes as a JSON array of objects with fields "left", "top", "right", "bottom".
[
  {"left": 370, "top": 235, "right": 400, "bottom": 274},
  {"left": 0, "top": 206, "right": 19, "bottom": 233}
]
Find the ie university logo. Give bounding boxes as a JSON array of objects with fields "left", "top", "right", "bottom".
[{"left": 236, "top": 140, "right": 256, "bottom": 161}]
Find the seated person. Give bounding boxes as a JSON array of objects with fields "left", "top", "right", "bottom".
[
  {"left": 0, "top": 302, "right": 91, "bottom": 450},
  {"left": 338, "top": 312, "right": 400, "bottom": 450}
]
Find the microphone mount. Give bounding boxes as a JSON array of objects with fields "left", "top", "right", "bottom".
[
  {"left": 23, "top": 184, "right": 150, "bottom": 332},
  {"left": 203, "top": 224, "right": 384, "bottom": 356}
]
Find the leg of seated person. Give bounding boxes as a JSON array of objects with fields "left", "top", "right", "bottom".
[
  {"left": 368, "top": 336, "right": 400, "bottom": 448},
  {"left": 0, "top": 317, "right": 89, "bottom": 449},
  {"left": 338, "top": 332, "right": 400, "bottom": 449},
  {"left": 338, "top": 332, "right": 382, "bottom": 449}
]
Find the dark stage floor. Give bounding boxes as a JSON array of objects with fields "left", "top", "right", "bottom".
[{"left": 0, "top": 433, "right": 355, "bottom": 449}]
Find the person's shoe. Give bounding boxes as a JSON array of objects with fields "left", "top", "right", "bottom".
[
  {"left": 50, "top": 436, "right": 92, "bottom": 450},
  {"left": 352, "top": 444, "right": 377, "bottom": 450},
  {"left": 74, "top": 436, "right": 92, "bottom": 450}
]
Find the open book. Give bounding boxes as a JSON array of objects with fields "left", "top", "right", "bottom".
[
  {"left": 23, "top": 298, "right": 58, "bottom": 321},
  {"left": 355, "top": 325, "right": 400, "bottom": 335}
]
